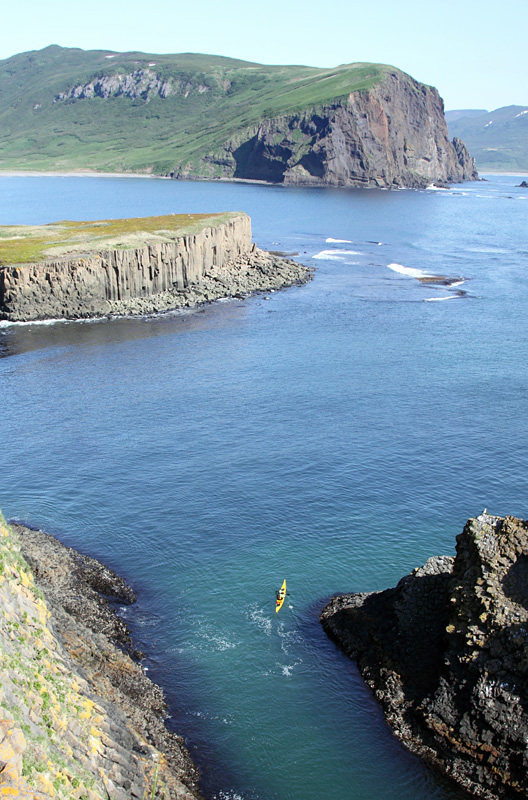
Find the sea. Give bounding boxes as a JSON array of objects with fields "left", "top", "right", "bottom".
[{"left": 1, "top": 172, "right": 527, "bottom": 800}]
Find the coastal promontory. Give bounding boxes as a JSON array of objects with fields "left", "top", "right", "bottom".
[
  {"left": 321, "top": 514, "right": 528, "bottom": 799},
  {"left": 0, "top": 46, "right": 477, "bottom": 188},
  {"left": 0, "top": 212, "right": 312, "bottom": 322}
]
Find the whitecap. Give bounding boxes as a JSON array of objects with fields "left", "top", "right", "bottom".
[
  {"left": 326, "top": 237, "right": 352, "bottom": 243},
  {"left": 387, "top": 262, "right": 433, "bottom": 279},
  {"left": 313, "top": 249, "right": 363, "bottom": 260},
  {"left": 277, "top": 658, "right": 302, "bottom": 676},
  {"left": 312, "top": 250, "right": 343, "bottom": 260},
  {"left": 424, "top": 296, "right": 459, "bottom": 302},
  {"left": 246, "top": 604, "right": 272, "bottom": 636},
  {"left": 0, "top": 317, "right": 68, "bottom": 327}
]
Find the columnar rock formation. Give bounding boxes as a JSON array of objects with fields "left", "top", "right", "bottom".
[
  {"left": 0, "top": 214, "right": 252, "bottom": 321},
  {"left": 0, "top": 213, "right": 312, "bottom": 322},
  {"left": 321, "top": 514, "right": 528, "bottom": 800}
]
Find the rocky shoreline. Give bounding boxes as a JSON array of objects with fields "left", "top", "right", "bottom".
[
  {"left": 106, "top": 247, "right": 313, "bottom": 318},
  {"left": 0, "top": 514, "right": 202, "bottom": 799},
  {"left": 321, "top": 514, "right": 528, "bottom": 800}
]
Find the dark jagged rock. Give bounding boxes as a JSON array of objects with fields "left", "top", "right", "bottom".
[
  {"left": 517, "top": 181, "right": 528, "bottom": 188},
  {"left": 321, "top": 514, "right": 528, "bottom": 799}
]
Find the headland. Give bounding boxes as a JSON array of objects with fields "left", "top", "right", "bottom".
[{"left": 0, "top": 212, "right": 312, "bottom": 322}]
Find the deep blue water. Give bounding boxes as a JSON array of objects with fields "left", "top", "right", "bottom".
[{"left": 1, "top": 173, "right": 527, "bottom": 800}]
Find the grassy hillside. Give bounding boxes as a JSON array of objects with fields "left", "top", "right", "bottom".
[
  {"left": 447, "top": 106, "right": 528, "bottom": 171},
  {"left": 0, "top": 45, "right": 393, "bottom": 174}
]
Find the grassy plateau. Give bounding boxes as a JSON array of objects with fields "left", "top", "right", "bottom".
[{"left": 0, "top": 45, "right": 393, "bottom": 175}]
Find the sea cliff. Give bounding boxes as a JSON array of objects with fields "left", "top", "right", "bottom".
[
  {"left": 321, "top": 514, "right": 528, "bottom": 799},
  {"left": 0, "top": 512, "right": 202, "bottom": 799},
  {"left": 0, "top": 213, "right": 312, "bottom": 322},
  {"left": 0, "top": 47, "right": 477, "bottom": 189},
  {"left": 199, "top": 72, "right": 478, "bottom": 188}
]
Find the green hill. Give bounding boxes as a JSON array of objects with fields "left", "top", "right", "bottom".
[
  {"left": 0, "top": 45, "right": 476, "bottom": 187},
  {"left": 447, "top": 106, "right": 528, "bottom": 172},
  {"left": 0, "top": 45, "right": 388, "bottom": 174}
]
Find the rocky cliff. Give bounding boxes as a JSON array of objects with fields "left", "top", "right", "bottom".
[
  {"left": 0, "top": 47, "right": 477, "bottom": 187},
  {"left": 0, "top": 213, "right": 312, "bottom": 322},
  {"left": 0, "top": 213, "right": 251, "bottom": 322},
  {"left": 179, "top": 72, "right": 478, "bottom": 188},
  {"left": 321, "top": 514, "right": 528, "bottom": 799},
  {"left": 0, "top": 511, "right": 202, "bottom": 799}
]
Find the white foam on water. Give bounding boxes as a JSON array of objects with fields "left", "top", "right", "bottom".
[
  {"left": 246, "top": 604, "right": 272, "bottom": 636},
  {"left": 278, "top": 626, "right": 302, "bottom": 655},
  {"left": 387, "top": 262, "right": 433, "bottom": 279},
  {"left": 0, "top": 317, "right": 68, "bottom": 327},
  {"left": 312, "top": 250, "right": 345, "bottom": 260},
  {"left": 276, "top": 658, "right": 303, "bottom": 677},
  {"left": 196, "top": 620, "right": 240, "bottom": 651},
  {"left": 424, "top": 296, "right": 459, "bottom": 302},
  {"left": 313, "top": 249, "right": 363, "bottom": 260},
  {"left": 326, "top": 237, "right": 353, "bottom": 243}
]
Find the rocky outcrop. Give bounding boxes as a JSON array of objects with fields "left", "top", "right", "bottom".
[
  {"left": 0, "top": 512, "right": 202, "bottom": 799},
  {"left": 0, "top": 214, "right": 311, "bottom": 322},
  {"left": 321, "top": 514, "right": 528, "bottom": 799},
  {"left": 105, "top": 247, "right": 313, "bottom": 317},
  {"left": 53, "top": 69, "right": 207, "bottom": 103},
  {"left": 185, "top": 72, "right": 478, "bottom": 188}
]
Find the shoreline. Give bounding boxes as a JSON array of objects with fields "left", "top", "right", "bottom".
[
  {"left": 0, "top": 247, "right": 314, "bottom": 324},
  {"left": 3, "top": 517, "right": 203, "bottom": 799}
]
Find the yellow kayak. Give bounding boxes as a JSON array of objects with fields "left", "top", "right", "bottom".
[{"left": 275, "top": 579, "right": 287, "bottom": 613}]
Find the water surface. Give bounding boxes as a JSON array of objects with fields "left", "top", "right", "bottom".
[{"left": 1, "top": 173, "right": 527, "bottom": 799}]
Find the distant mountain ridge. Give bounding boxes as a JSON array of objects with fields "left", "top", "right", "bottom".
[
  {"left": 447, "top": 106, "right": 528, "bottom": 171},
  {"left": 0, "top": 45, "right": 477, "bottom": 188}
]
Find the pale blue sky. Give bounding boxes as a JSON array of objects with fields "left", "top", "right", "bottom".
[{"left": 1, "top": 0, "right": 526, "bottom": 110}]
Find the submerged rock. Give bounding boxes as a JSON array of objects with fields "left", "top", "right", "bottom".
[{"left": 321, "top": 514, "right": 528, "bottom": 799}]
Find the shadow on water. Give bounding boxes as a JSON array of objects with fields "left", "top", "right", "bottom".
[{"left": 0, "top": 298, "right": 252, "bottom": 360}]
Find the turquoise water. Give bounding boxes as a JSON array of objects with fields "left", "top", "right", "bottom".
[{"left": 1, "top": 174, "right": 527, "bottom": 799}]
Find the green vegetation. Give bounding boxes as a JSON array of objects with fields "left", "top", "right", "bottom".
[
  {"left": 0, "top": 212, "right": 240, "bottom": 264},
  {"left": 0, "top": 45, "right": 395, "bottom": 175},
  {"left": 447, "top": 106, "right": 528, "bottom": 172}
]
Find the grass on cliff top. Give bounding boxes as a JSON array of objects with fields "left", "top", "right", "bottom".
[{"left": 0, "top": 212, "right": 242, "bottom": 264}]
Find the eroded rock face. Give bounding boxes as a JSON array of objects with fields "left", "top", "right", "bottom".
[
  {"left": 202, "top": 72, "right": 477, "bottom": 188},
  {"left": 321, "top": 515, "right": 528, "bottom": 799},
  {"left": 0, "top": 214, "right": 253, "bottom": 321}
]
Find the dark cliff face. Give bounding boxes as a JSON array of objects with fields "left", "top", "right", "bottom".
[
  {"left": 321, "top": 515, "right": 528, "bottom": 800},
  {"left": 213, "top": 72, "right": 477, "bottom": 188}
]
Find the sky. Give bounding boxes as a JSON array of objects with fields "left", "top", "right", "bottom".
[{"left": 1, "top": 0, "right": 526, "bottom": 111}]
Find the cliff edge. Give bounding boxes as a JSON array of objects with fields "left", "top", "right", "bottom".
[
  {"left": 0, "top": 512, "right": 202, "bottom": 799},
  {"left": 0, "top": 213, "right": 312, "bottom": 322},
  {"left": 321, "top": 514, "right": 528, "bottom": 800}
]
